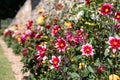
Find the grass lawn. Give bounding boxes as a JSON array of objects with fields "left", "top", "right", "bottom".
[{"left": 0, "top": 46, "right": 15, "bottom": 80}]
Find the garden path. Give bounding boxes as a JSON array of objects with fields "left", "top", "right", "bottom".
[{"left": 0, "top": 37, "right": 29, "bottom": 80}]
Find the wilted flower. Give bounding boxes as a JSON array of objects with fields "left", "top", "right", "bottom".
[
  {"left": 114, "top": 12, "right": 120, "bottom": 22},
  {"left": 100, "top": 3, "right": 112, "bottom": 16},
  {"left": 81, "top": 43, "right": 94, "bottom": 57},
  {"left": 50, "top": 56, "right": 61, "bottom": 70},
  {"left": 56, "top": 3, "right": 63, "bottom": 11},
  {"left": 55, "top": 38, "right": 67, "bottom": 52},
  {"left": 108, "top": 37, "right": 120, "bottom": 53}
]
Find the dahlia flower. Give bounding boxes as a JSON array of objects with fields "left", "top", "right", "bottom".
[
  {"left": 50, "top": 56, "right": 61, "bottom": 70},
  {"left": 81, "top": 43, "right": 94, "bottom": 57},
  {"left": 100, "top": 3, "right": 112, "bottom": 16}
]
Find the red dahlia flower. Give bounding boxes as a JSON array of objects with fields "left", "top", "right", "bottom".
[
  {"left": 100, "top": 3, "right": 112, "bottom": 16},
  {"left": 55, "top": 38, "right": 67, "bottom": 52},
  {"left": 97, "top": 65, "right": 105, "bottom": 74},
  {"left": 36, "top": 45, "right": 47, "bottom": 61},
  {"left": 108, "top": 37, "right": 120, "bottom": 53},
  {"left": 114, "top": 12, "right": 120, "bottom": 22},
  {"left": 76, "top": 29, "right": 83, "bottom": 36},
  {"left": 20, "top": 34, "right": 27, "bottom": 45},
  {"left": 68, "top": 35, "right": 79, "bottom": 47},
  {"left": 81, "top": 43, "right": 94, "bottom": 57},
  {"left": 22, "top": 48, "right": 28, "bottom": 58},
  {"left": 51, "top": 25, "right": 60, "bottom": 37},
  {"left": 26, "top": 20, "right": 33, "bottom": 29},
  {"left": 50, "top": 56, "right": 61, "bottom": 70},
  {"left": 85, "top": 0, "right": 90, "bottom": 5}
]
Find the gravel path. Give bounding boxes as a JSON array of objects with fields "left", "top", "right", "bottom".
[{"left": 0, "top": 37, "right": 29, "bottom": 80}]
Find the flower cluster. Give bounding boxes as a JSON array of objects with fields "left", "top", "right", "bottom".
[{"left": 3, "top": 0, "right": 120, "bottom": 80}]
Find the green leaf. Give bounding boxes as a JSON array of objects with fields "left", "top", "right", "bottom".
[
  {"left": 67, "top": 72, "right": 80, "bottom": 80},
  {"left": 87, "top": 66, "right": 94, "bottom": 73},
  {"left": 107, "top": 58, "right": 112, "bottom": 66}
]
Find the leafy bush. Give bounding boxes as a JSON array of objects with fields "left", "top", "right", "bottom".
[{"left": 3, "top": 0, "right": 120, "bottom": 80}]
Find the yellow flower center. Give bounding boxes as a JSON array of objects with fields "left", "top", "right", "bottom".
[
  {"left": 54, "top": 30, "right": 58, "bottom": 33},
  {"left": 60, "top": 43, "right": 64, "bottom": 47},
  {"left": 53, "top": 61, "right": 58, "bottom": 65},
  {"left": 117, "top": 15, "right": 120, "bottom": 19},
  {"left": 114, "top": 41, "right": 117, "bottom": 45},
  {"left": 86, "top": 48, "right": 90, "bottom": 52},
  {"left": 105, "top": 8, "right": 109, "bottom": 12}
]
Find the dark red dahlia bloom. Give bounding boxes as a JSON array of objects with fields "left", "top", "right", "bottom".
[
  {"left": 4, "top": 30, "right": 14, "bottom": 37},
  {"left": 97, "top": 65, "right": 105, "bottom": 74},
  {"left": 114, "top": 12, "right": 120, "bottom": 22},
  {"left": 35, "top": 33, "right": 43, "bottom": 39},
  {"left": 30, "top": 31, "right": 36, "bottom": 39},
  {"left": 46, "top": 24, "right": 51, "bottom": 29},
  {"left": 22, "top": 48, "right": 28, "bottom": 58},
  {"left": 85, "top": 0, "right": 90, "bottom": 5},
  {"left": 26, "top": 20, "right": 33, "bottom": 29},
  {"left": 68, "top": 35, "right": 79, "bottom": 47},
  {"left": 100, "top": 3, "right": 112, "bottom": 16}
]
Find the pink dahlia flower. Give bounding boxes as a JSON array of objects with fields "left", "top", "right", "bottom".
[
  {"left": 81, "top": 43, "right": 94, "bottom": 57},
  {"left": 114, "top": 12, "right": 120, "bottom": 22},
  {"left": 20, "top": 34, "right": 27, "bottom": 45},
  {"left": 36, "top": 45, "right": 47, "bottom": 61},
  {"left": 55, "top": 38, "right": 67, "bottom": 52},
  {"left": 100, "top": 3, "right": 112, "bottom": 16},
  {"left": 108, "top": 37, "right": 120, "bottom": 53},
  {"left": 76, "top": 29, "right": 83, "bottom": 36},
  {"left": 51, "top": 25, "right": 60, "bottom": 37},
  {"left": 50, "top": 56, "right": 61, "bottom": 70},
  {"left": 26, "top": 20, "right": 33, "bottom": 29}
]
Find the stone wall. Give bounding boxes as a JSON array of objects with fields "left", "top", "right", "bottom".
[{"left": 9, "top": 0, "right": 32, "bottom": 27}]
